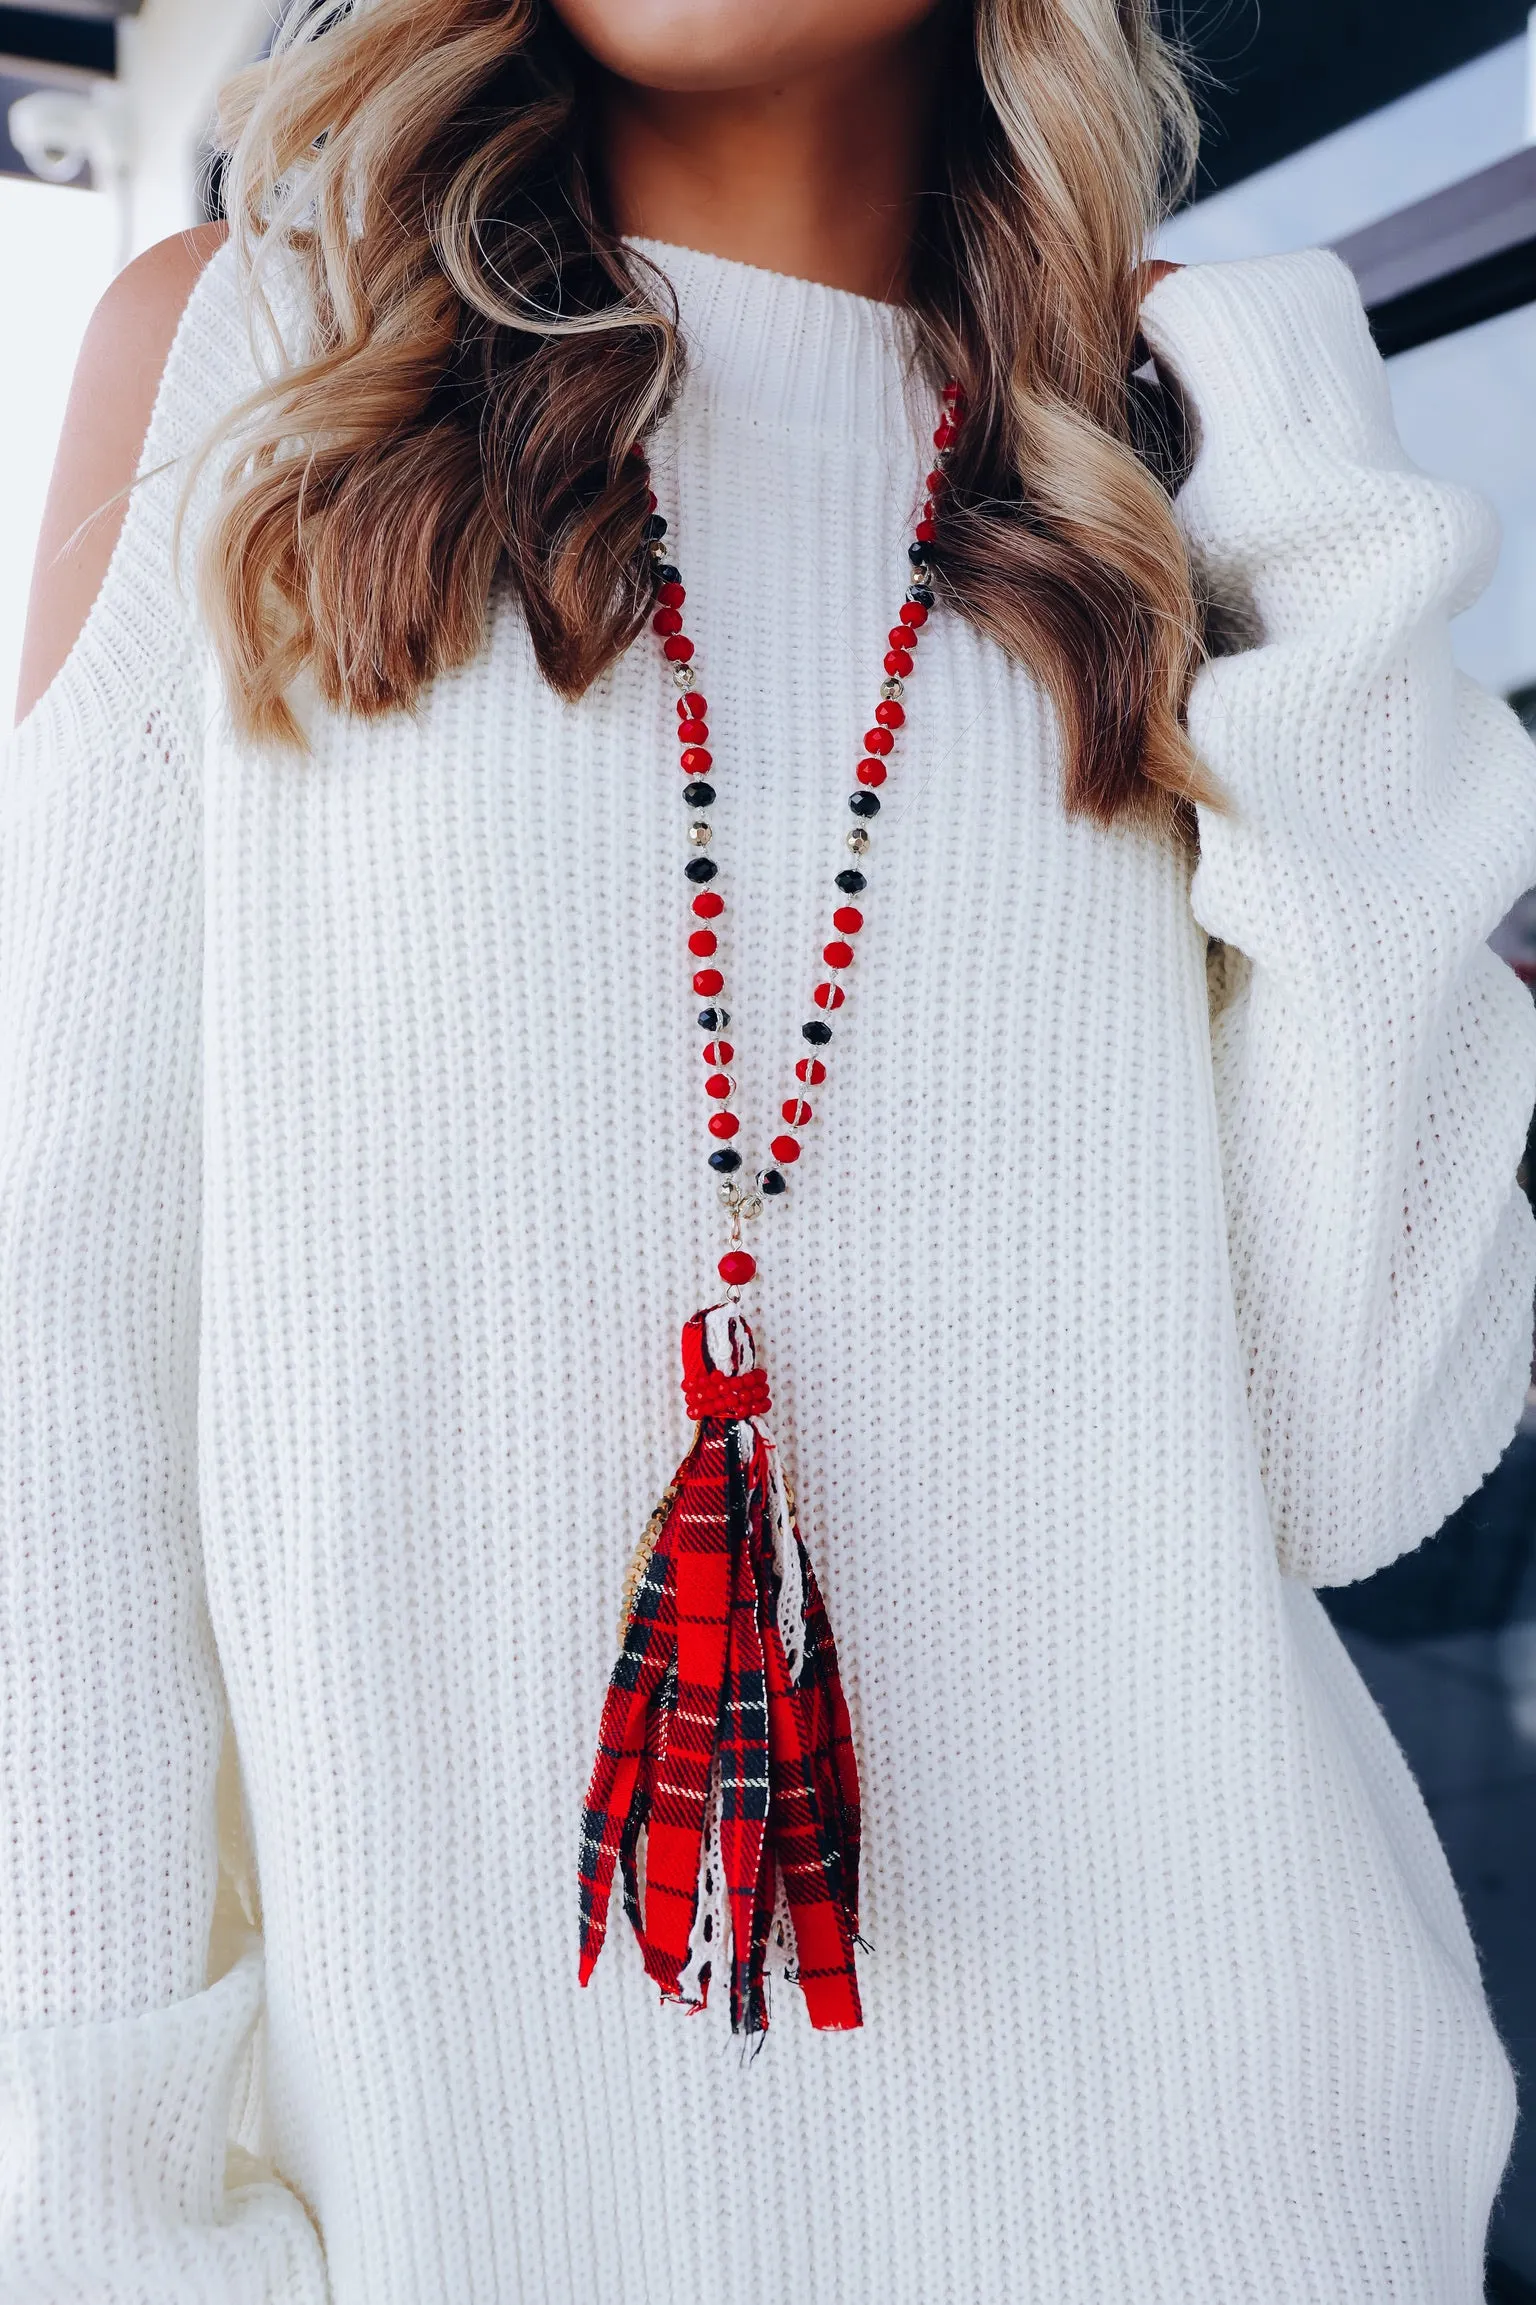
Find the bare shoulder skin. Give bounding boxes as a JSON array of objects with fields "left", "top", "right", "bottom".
[{"left": 13, "top": 218, "right": 229, "bottom": 729}]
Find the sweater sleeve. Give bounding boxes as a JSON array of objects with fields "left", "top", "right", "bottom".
[
  {"left": 0, "top": 252, "right": 329, "bottom": 2299},
  {"left": 1137, "top": 247, "right": 1536, "bottom": 1589}
]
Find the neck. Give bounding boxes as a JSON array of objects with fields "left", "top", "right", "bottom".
[{"left": 592, "top": 26, "right": 941, "bottom": 305}]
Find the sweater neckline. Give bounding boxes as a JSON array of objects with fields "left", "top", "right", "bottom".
[{"left": 623, "top": 234, "right": 919, "bottom": 443}]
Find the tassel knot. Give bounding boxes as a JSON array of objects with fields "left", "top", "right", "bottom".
[{"left": 683, "top": 1365, "right": 771, "bottom": 1420}]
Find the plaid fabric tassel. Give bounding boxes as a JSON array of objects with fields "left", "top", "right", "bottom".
[{"left": 578, "top": 1303, "right": 862, "bottom": 2034}]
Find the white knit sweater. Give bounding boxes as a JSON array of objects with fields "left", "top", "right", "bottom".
[{"left": 2, "top": 234, "right": 1535, "bottom": 2305}]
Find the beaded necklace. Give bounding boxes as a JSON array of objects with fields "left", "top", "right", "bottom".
[{"left": 577, "top": 376, "right": 966, "bottom": 2037}]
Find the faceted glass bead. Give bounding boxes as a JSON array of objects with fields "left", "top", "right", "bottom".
[
  {"left": 856, "top": 758, "right": 887, "bottom": 787},
  {"left": 835, "top": 868, "right": 867, "bottom": 893},
  {"left": 698, "top": 1007, "right": 730, "bottom": 1029},
  {"left": 688, "top": 929, "right": 718, "bottom": 957},
  {"left": 705, "top": 1072, "right": 733, "bottom": 1099},
  {"left": 795, "top": 1057, "right": 826, "bottom": 1084},
  {"left": 833, "top": 906, "right": 864, "bottom": 934},
  {"left": 708, "top": 1111, "right": 740, "bottom": 1139},
  {"left": 680, "top": 747, "right": 712, "bottom": 774},
  {"left": 687, "top": 822, "right": 712, "bottom": 846},
  {"left": 678, "top": 718, "right": 708, "bottom": 746},
  {"left": 709, "top": 1148, "right": 741, "bottom": 1172},
  {"left": 692, "top": 890, "right": 724, "bottom": 917},
  {"left": 906, "top": 584, "right": 934, "bottom": 609},
  {"left": 677, "top": 692, "right": 707, "bottom": 718},
  {"left": 802, "top": 1019, "right": 833, "bottom": 1044},
  {"left": 759, "top": 1169, "right": 787, "bottom": 1195},
  {"left": 846, "top": 828, "right": 870, "bottom": 852},
  {"left": 663, "top": 635, "right": 695, "bottom": 662},
  {"left": 685, "top": 858, "right": 717, "bottom": 882},
  {"left": 683, "top": 781, "right": 715, "bottom": 807},
  {"left": 813, "top": 982, "right": 846, "bottom": 1010},
  {"left": 770, "top": 1135, "right": 802, "bottom": 1163},
  {"left": 849, "top": 791, "right": 881, "bottom": 817},
  {"left": 718, "top": 1249, "right": 757, "bottom": 1285},
  {"left": 884, "top": 650, "right": 914, "bottom": 677},
  {"left": 899, "top": 600, "right": 929, "bottom": 626},
  {"left": 692, "top": 967, "right": 724, "bottom": 996},
  {"left": 864, "top": 728, "right": 893, "bottom": 754},
  {"left": 782, "top": 1098, "right": 813, "bottom": 1125},
  {"left": 702, "top": 1039, "right": 734, "bottom": 1065},
  {"left": 823, "top": 940, "right": 854, "bottom": 970},
  {"left": 652, "top": 607, "right": 683, "bottom": 636}
]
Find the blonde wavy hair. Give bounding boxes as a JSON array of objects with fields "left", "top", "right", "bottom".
[{"left": 199, "top": 0, "right": 1219, "bottom": 832}]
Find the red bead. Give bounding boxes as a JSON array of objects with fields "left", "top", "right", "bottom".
[
  {"left": 677, "top": 718, "right": 708, "bottom": 746},
  {"left": 692, "top": 889, "right": 724, "bottom": 917},
  {"left": 782, "top": 1098, "right": 813, "bottom": 1125},
  {"left": 770, "top": 1135, "right": 802, "bottom": 1163},
  {"left": 703, "top": 1039, "right": 734, "bottom": 1065},
  {"left": 680, "top": 747, "right": 712, "bottom": 774},
  {"left": 926, "top": 468, "right": 946, "bottom": 493},
  {"left": 864, "top": 727, "right": 894, "bottom": 755},
  {"left": 899, "top": 601, "right": 928, "bottom": 628},
  {"left": 688, "top": 929, "right": 718, "bottom": 957},
  {"left": 718, "top": 1249, "right": 757, "bottom": 1285},
  {"left": 677, "top": 694, "right": 708, "bottom": 719},
  {"left": 656, "top": 580, "right": 685, "bottom": 607},
  {"left": 884, "top": 649, "right": 914, "bottom": 677},
  {"left": 823, "top": 940, "right": 855, "bottom": 970},
  {"left": 875, "top": 700, "right": 905, "bottom": 729},
  {"left": 933, "top": 419, "right": 957, "bottom": 448},
  {"left": 856, "top": 757, "right": 887, "bottom": 786},
  {"left": 646, "top": 490, "right": 658, "bottom": 511},
  {"left": 692, "top": 967, "right": 724, "bottom": 995},
  {"left": 795, "top": 1056, "right": 826, "bottom": 1084},
  {"left": 888, "top": 626, "right": 917, "bottom": 651},
  {"left": 813, "top": 982, "right": 846, "bottom": 1011},
  {"left": 705, "top": 1072, "right": 733, "bottom": 1099},
  {"left": 652, "top": 606, "right": 683, "bottom": 635},
  {"left": 915, "top": 518, "right": 937, "bottom": 544},
  {"left": 833, "top": 905, "right": 864, "bottom": 933},
  {"left": 664, "top": 636, "right": 695, "bottom": 662},
  {"left": 708, "top": 1110, "right": 740, "bottom": 1138}
]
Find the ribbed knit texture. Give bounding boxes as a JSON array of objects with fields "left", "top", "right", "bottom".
[{"left": 2, "top": 235, "right": 1534, "bottom": 2304}]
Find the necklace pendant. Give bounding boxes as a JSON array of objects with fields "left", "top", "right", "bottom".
[{"left": 577, "top": 1302, "right": 863, "bottom": 2035}]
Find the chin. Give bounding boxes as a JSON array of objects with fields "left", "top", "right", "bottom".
[{"left": 549, "top": 0, "right": 940, "bottom": 91}]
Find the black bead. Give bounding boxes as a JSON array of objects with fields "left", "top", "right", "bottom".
[
  {"left": 802, "top": 1020, "right": 832, "bottom": 1045},
  {"left": 907, "top": 541, "right": 932, "bottom": 566},
  {"left": 835, "top": 868, "right": 867, "bottom": 893},
  {"left": 643, "top": 512, "right": 668, "bottom": 539},
  {"left": 683, "top": 780, "right": 715, "bottom": 807},
  {"left": 906, "top": 583, "right": 935, "bottom": 609},
  {"left": 759, "top": 1169, "right": 787, "bottom": 1195},
  {"left": 709, "top": 1148, "right": 742, "bottom": 1173},
  {"left": 685, "top": 856, "right": 718, "bottom": 881},
  {"left": 849, "top": 790, "right": 881, "bottom": 817},
  {"left": 655, "top": 562, "right": 681, "bottom": 585},
  {"left": 698, "top": 1006, "right": 730, "bottom": 1030}
]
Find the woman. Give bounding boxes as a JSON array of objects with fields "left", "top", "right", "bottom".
[{"left": 4, "top": 0, "right": 1533, "bottom": 2296}]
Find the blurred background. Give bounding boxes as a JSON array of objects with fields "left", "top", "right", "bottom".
[{"left": 1, "top": 0, "right": 1534, "bottom": 2290}]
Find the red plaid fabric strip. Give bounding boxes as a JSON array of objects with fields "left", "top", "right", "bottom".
[{"left": 577, "top": 1306, "right": 863, "bottom": 2034}]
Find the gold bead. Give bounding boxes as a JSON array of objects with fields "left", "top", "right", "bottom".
[
  {"left": 846, "top": 827, "right": 870, "bottom": 853},
  {"left": 689, "top": 821, "right": 712, "bottom": 847}
]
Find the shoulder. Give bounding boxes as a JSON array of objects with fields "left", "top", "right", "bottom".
[
  {"left": 1136, "top": 246, "right": 1382, "bottom": 425},
  {"left": 15, "top": 221, "right": 231, "bottom": 729}
]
